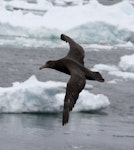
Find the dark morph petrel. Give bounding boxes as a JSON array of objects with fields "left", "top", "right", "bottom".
[{"left": 39, "top": 34, "right": 104, "bottom": 126}]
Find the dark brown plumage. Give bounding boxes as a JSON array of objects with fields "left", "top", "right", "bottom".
[{"left": 39, "top": 34, "right": 104, "bottom": 126}]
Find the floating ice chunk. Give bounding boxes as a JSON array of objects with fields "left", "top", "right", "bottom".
[
  {"left": 93, "top": 53, "right": 134, "bottom": 81},
  {"left": 0, "top": 75, "right": 109, "bottom": 113},
  {"left": 107, "top": 79, "right": 123, "bottom": 84},
  {"left": 92, "top": 64, "right": 119, "bottom": 72},
  {"left": 56, "top": 91, "right": 109, "bottom": 112},
  {"left": 119, "top": 54, "right": 134, "bottom": 72},
  {"left": 107, "top": 80, "right": 117, "bottom": 84},
  {"left": 75, "top": 91, "right": 110, "bottom": 111},
  {"left": 92, "top": 63, "right": 134, "bottom": 81},
  {"left": 109, "top": 71, "right": 134, "bottom": 80}
]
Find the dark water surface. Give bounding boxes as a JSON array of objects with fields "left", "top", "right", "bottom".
[
  {"left": 0, "top": 113, "right": 134, "bottom": 150},
  {"left": 0, "top": 45, "right": 134, "bottom": 150}
]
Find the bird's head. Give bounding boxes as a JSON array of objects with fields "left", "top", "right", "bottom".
[{"left": 39, "top": 61, "right": 56, "bottom": 70}]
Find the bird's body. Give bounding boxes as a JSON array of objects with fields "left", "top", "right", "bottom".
[{"left": 40, "top": 34, "right": 104, "bottom": 125}]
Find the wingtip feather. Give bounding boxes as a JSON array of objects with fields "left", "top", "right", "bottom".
[
  {"left": 60, "top": 34, "right": 69, "bottom": 43},
  {"left": 62, "top": 108, "right": 69, "bottom": 126}
]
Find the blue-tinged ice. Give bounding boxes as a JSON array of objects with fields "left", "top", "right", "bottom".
[
  {"left": 0, "top": 76, "right": 110, "bottom": 113},
  {"left": 93, "top": 53, "right": 134, "bottom": 80},
  {"left": 0, "top": 0, "right": 134, "bottom": 46},
  {"left": 119, "top": 54, "right": 134, "bottom": 73}
]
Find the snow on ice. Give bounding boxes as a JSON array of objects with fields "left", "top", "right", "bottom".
[
  {"left": 0, "top": 0, "right": 134, "bottom": 47},
  {"left": 0, "top": 75, "right": 110, "bottom": 113},
  {"left": 93, "top": 53, "right": 134, "bottom": 81}
]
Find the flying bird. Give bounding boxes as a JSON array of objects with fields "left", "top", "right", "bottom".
[{"left": 39, "top": 34, "right": 104, "bottom": 125}]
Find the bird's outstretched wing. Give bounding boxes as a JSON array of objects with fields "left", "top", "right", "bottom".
[
  {"left": 61, "top": 34, "right": 85, "bottom": 65},
  {"left": 62, "top": 71, "right": 86, "bottom": 125}
]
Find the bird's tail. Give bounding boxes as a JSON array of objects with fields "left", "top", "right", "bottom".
[
  {"left": 86, "top": 71, "right": 105, "bottom": 82},
  {"left": 93, "top": 72, "right": 105, "bottom": 82}
]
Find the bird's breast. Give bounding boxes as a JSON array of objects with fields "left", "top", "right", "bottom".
[{"left": 55, "top": 63, "right": 70, "bottom": 75}]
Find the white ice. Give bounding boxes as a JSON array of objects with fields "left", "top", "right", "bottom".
[
  {"left": 109, "top": 71, "right": 134, "bottom": 80},
  {"left": 93, "top": 64, "right": 119, "bottom": 72},
  {"left": 0, "top": 0, "right": 134, "bottom": 46},
  {"left": 119, "top": 54, "right": 134, "bottom": 72},
  {"left": 93, "top": 53, "right": 134, "bottom": 81},
  {"left": 1, "top": 0, "right": 134, "bottom": 30},
  {"left": 109, "top": 53, "right": 134, "bottom": 80},
  {"left": 0, "top": 76, "right": 110, "bottom": 113}
]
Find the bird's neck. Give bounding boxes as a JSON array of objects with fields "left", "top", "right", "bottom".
[{"left": 51, "top": 59, "right": 70, "bottom": 75}]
